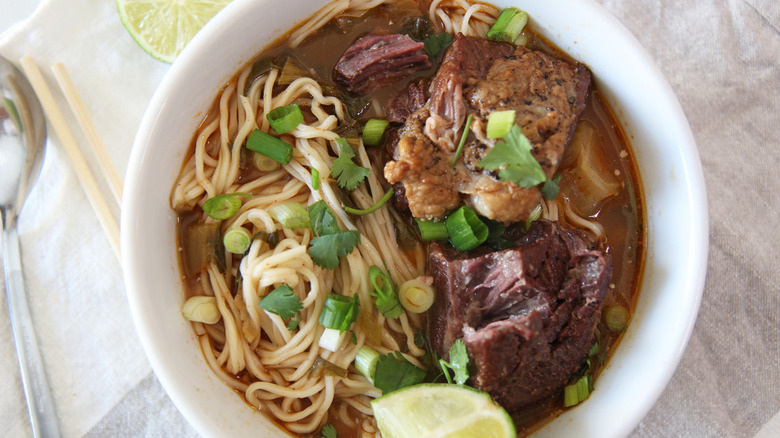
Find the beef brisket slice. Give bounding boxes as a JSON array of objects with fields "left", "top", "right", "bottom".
[
  {"left": 333, "top": 34, "right": 431, "bottom": 95},
  {"left": 427, "top": 220, "right": 611, "bottom": 412}
]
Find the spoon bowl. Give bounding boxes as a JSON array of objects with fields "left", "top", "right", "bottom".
[{"left": 0, "top": 55, "right": 60, "bottom": 438}]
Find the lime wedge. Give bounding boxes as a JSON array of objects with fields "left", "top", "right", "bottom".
[
  {"left": 116, "top": 0, "right": 232, "bottom": 63},
  {"left": 371, "top": 384, "right": 516, "bottom": 438}
]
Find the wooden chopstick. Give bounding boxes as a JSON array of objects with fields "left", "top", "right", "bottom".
[
  {"left": 20, "top": 57, "right": 121, "bottom": 259},
  {"left": 51, "top": 63, "right": 123, "bottom": 205}
]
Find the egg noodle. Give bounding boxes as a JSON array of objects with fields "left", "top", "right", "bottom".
[{"left": 170, "top": 0, "right": 600, "bottom": 435}]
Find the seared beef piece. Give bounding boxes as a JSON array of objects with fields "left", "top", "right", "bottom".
[
  {"left": 385, "top": 108, "right": 463, "bottom": 218},
  {"left": 468, "top": 45, "right": 592, "bottom": 176},
  {"left": 427, "top": 220, "right": 611, "bottom": 412},
  {"left": 333, "top": 34, "right": 431, "bottom": 95},
  {"left": 425, "top": 34, "right": 514, "bottom": 152},
  {"left": 387, "top": 78, "right": 430, "bottom": 124},
  {"left": 384, "top": 35, "right": 591, "bottom": 222}
]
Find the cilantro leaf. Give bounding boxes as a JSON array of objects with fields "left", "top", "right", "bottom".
[
  {"left": 308, "top": 200, "right": 340, "bottom": 237},
  {"left": 541, "top": 174, "right": 562, "bottom": 200},
  {"left": 479, "top": 125, "right": 547, "bottom": 187},
  {"left": 259, "top": 284, "right": 303, "bottom": 322},
  {"left": 320, "top": 424, "right": 337, "bottom": 438},
  {"left": 331, "top": 138, "right": 370, "bottom": 191},
  {"left": 374, "top": 352, "right": 428, "bottom": 394},
  {"left": 369, "top": 265, "right": 403, "bottom": 319},
  {"left": 309, "top": 230, "right": 361, "bottom": 269},
  {"left": 424, "top": 32, "right": 453, "bottom": 57},
  {"left": 439, "top": 339, "right": 470, "bottom": 385}
]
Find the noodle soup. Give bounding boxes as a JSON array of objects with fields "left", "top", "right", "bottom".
[{"left": 172, "top": 0, "right": 644, "bottom": 436}]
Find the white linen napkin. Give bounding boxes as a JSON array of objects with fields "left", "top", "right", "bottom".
[{"left": 0, "top": 0, "right": 169, "bottom": 436}]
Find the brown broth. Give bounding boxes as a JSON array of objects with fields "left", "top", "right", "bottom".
[{"left": 174, "top": 1, "right": 645, "bottom": 436}]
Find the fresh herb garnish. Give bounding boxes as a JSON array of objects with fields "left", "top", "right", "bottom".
[
  {"left": 309, "top": 230, "right": 361, "bottom": 269},
  {"left": 320, "top": 424, "right": 338, "bottom": 438},
  {"left": 307, "top": 200, "right": 361, "bottom": 269},
  {"left": 541, "top": 174, "right": 562, "bottom": 200},
  {"left": 331, "top": 138, "right": 370, "bottom": 191},
  {"left": 259, "top": 284, "right": 303, "bottom": 324},
  {"left": 439, "top": 339, "right": 470, "bottom": 385},
  {"left": 374, "top": 351, "right": 428, "bottom": 394},
  {"left": 478, "top": 124, "right": 547, "bottom": 188},
  {"left": 308, "top": 200, "right": 340, "bottom": 237},
  {"left": 369, "top": 266, "right": 403, "bottom": 319},
  {"left": 424, "top": 32, "right": 453, "bottom": 57}
]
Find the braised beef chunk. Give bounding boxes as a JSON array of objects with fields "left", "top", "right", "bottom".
[
  {"left": 385, "top": 35, "right": 591, "bottom": 222},
  {"left": 387, "top": 78, "right": 430, "bottom": 124},
  {"left": 333, "top": 34, "right": 431, "bottom": 95},
  {"left": 425, "top": 34, "right": 514, "bottom": 151},
  {"left": 468, "top": 44, "right": 592, "bottom": 176},
  {"left": 427, "top": 220, "right": 611, "bottom": 412}
]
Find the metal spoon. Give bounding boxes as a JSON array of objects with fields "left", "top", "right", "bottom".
[{"left": 1, "top": 55, "right": 61, "bottom": 438}]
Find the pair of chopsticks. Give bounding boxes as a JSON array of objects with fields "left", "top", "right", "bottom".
[{"left": 19, "top": 57, "right": 122, "bottom": 260}]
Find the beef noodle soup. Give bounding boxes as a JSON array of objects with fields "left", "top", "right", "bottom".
[{"left": 172, "top": 0, "right": 645, "bottom": 436}]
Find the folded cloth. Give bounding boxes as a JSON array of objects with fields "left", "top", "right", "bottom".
[{"left": 0, "top": 0, "right": 169, "bottom": 436}]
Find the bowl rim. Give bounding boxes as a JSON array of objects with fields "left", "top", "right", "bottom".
[{"left": 121, "top": 0, "right": 709, "bottom": 436}]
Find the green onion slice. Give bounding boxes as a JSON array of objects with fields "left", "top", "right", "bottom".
[
  {"left": 223, "top": 227, "right": 252, "bottom": 254},
  {"left": 311, "top": 168, "right": 320, "bottom": 190},
  {"left": 362, "top": 119, "right": 389, "bottom": 146},
  {"left": 603, "top": 304, "right": 630, "bottom": 332},
  {"left": 266, "top": 103, "right": 304, "bottom": 134},
  {"left": 203, "top": 193, "right": 251, "bottom": 220},
  {"left": 415, "top": 218, "right": 449, "bottom": 241},
  {"left": 564, "top": 375, "right": 592, "bottom": 407},
  {"left": 253, "top": 152, "right": 281, "bottom": 172},
  {"left": 369, "top": 265, "right": 403, "bottom": 319},
  {"left": 268, "top": 201, "right": 310, "bottom": 229},
  {"left": 344, "top": 188, "right": 393, "bottom": 216},
  {"left": 451, "top": 113, "right": 474, "bottom": 166},
  {"left": 246, "top": 129, "right": 293, "bottom": 165},
  {"left": 355, "top": 345, "right": 380, "bottom": 383},
  {"left": 319, "top": 293, "right": 360, "bottom": 332},
  {"left": 445, "top": 205, "right": 489, "bottom": 252},
  {"left": 486, "top": 7, "right": 529, "bottom": 43},
  {"left": 486, "top": 110, "right": 516, "bottom": 139}
]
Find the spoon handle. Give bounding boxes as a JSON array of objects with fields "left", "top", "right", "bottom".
[{"left": 2, "top": 226, "right": 62, "bottom": 438}]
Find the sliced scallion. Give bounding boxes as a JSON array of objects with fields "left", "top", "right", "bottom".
[
  {"left": 415, "top": 218, "right": 449, "bottom": 241},
  {"left": 253, "top": 152, "right": 281, "bottom": 172},
  {"left": 266, "top": 103, "right": 304, "bottom": 134},
  {"left": 319, "top": 327, "right": 346, "bottom": 352},
  {"left": 311, "top": 168, "right": 320, "bottom": 190},
  {"left": 343, "top": 188, "right": 393, "bottom": 216},
  {"left": 362, "top": 119, "right": 389, "bottom": 146},
  {"left": 268, "top": 201, "right": 310, "bottom": 229},
  {"left": 398, "top": 277, "right": 435, "bottom": 313},
  {"left": 603, "top": 304, "right": 629, "bottom": 332},
  {"left": 246, "top": 129, "right": 293, "bottom": 165},
  {"left": 486, "top": 110, "right": 516, "bottom": 139},
  {"left": 564, "top": 375, "right": 592, "bottom": 407},
  {"left": 223, "top": 227, "right": 252, "bottom": 254},
  {"left": 181, "top": 296, "right": 221, "bottom": 324},
  {"left": 486, "top": 7, "right": 529, "bottom": 43},
  {"left": 203, "top": 193, "right": 251, "bottom": 220},
  {"left": 355, "top": 345, "right": 380, "bottom": 383},
  {"left": 319, "top": 294, "right": 360, "bottom": 332},
  {"left": 445, "top": 205, "right": 488, "bottom": 252},
  {"left": 451, "top": 113, "right": 474, "bottom": 166},
  {"left": 369, "top": 265, "right": 403, "bottom": 319}
]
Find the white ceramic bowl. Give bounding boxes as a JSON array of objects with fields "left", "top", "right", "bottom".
[{"left": 121, "top": 0, "right": 709, "bottom": 436}]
